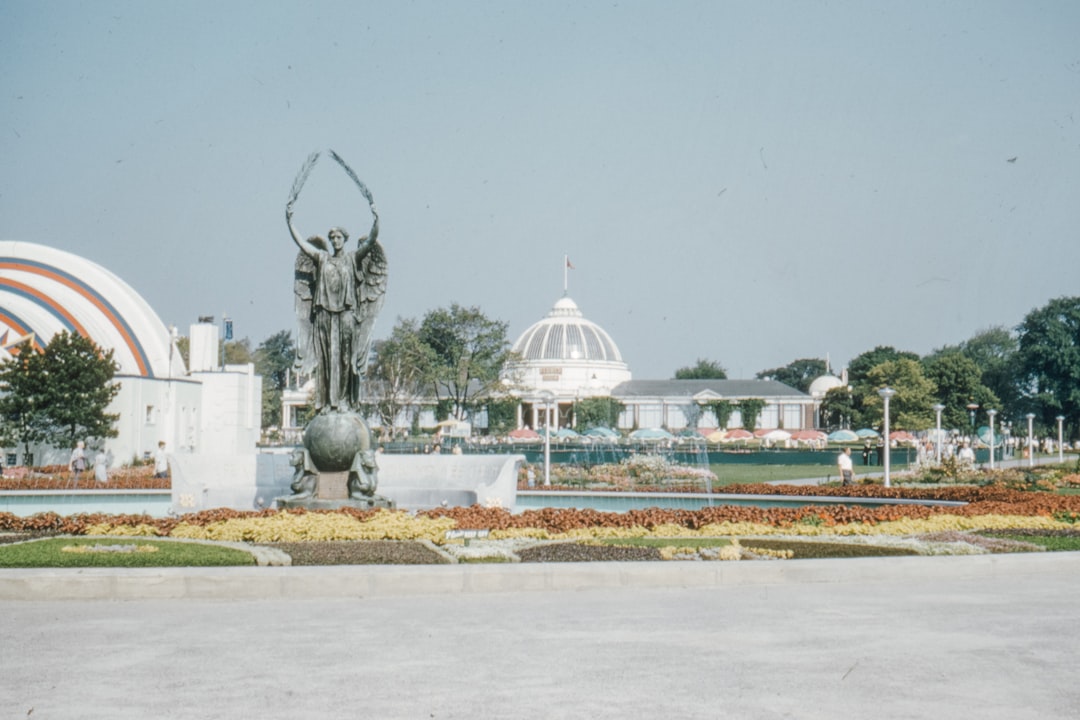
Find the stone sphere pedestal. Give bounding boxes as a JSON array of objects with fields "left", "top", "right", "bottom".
[{"left": 276, "top": 411, "right": 394, "bottom": 511}]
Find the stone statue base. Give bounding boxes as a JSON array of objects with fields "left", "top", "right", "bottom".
[
  {"left": 274, "top": 411, "right": 394, "bottom": 511},
  {"left": 277, "top": 495, "right": 395, "bottom": 511}
]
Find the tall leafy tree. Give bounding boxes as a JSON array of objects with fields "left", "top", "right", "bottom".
[
  {"left": 756, "top": 358, "right": 827, "bottom": 393},
  {"left": 862, "top": 359, "right": 937, "bottom": 430},
  {"left": 674, "top": 358, "right": 727, "bottom": 379},
  {"left": 1018, "top": 296, "right": 1080, "bottom": 436},
  {"left": 574, "top": 397, "right": 625, "bottom": 432},
  {"left": 367, "top": 318, "right": 438, "bottom": 436},
  {"left": 0, "top": 347, "right": 51, "bottom": 461},
  {"left": 923, "top": 352, "right": 999, "bottom": 430},
  {"left": 253, "top": 330, "right": 295, "bottom": 428},
  {"left": 820, "top": 385, "right": 856, "bottom": 430},
  {"left": 926, "top": 326, "right": 1022, "bottom": 422},
  {"left": 418, "top": 304, "right": 514, "bottom": 421},
  {"left": 34, "top": 332, "right": 120, "bottom": 448}
]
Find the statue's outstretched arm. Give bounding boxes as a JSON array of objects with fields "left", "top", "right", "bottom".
[{"left": 287, "top": 151, "right": 321, "bottom": 257}]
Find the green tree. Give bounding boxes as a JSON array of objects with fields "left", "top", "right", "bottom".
[
  {"left": 923, "top": 352, "right": 1000, "bottom": 430},
  {"left": 367, "top": 318, "right": 438, "bottom": 436},
  {"left": 862, "top": 359, "right": 937, "bottom": 431},
  {"left": 1018, "top": 296, "right": 1080, "bottom": 436},
  {"left": 253, "top": 330, "right": 295, "bottom": 429},
  {"left": 674, "top": 358, "right": 727, "bottom": 379},
  {"left": 223, "top": 338, "right": 252, "bottom": 365},
  {"left": 819, "top": 385, "right": 856, "bottom": 430},
  {"left": 419, "top": 304, "right": 515, "bottom": 420},
  {"left": 573, "top": 397, "right": 625, "bottom": 432},
  {"left": 737, "top": 398, "right": 766, "bottom": 432},
  {"left": 0, "top": 347, "right": 51, "bottom": 461},
  {"left": 756, "top": 358, "right": 827, "bottom": 393},
  {"left": 484, "top": 397, "right": 520, "bottom": 436},
  {"left": 927, "top": 326, "right": 1022, "bottom": 422},
  {"left": 848, "top": 346, "right": 920, "bottom": 387},
  {"left": 4, "top": 332, "right": 121, "bottom": 450},
  {"left": 704, "top": 400, "right": 735, "bottom": 430}
]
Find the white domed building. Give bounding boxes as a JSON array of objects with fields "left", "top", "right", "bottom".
[
  {"left": 503, "top": 293, "right": 817, "bottom": 433},
  {"left": 504, "top": 295, "right": 631, "bottom": 428},
  {"left": 0, "top": 241, "right": 260, "bottom": 468}
]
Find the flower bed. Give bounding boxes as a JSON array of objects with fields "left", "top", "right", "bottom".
[{"left": 2, "top": 483, "right": 1080, "bottom": 544}]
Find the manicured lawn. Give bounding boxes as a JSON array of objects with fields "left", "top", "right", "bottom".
[
  {"left": 0, "top": 538, "right": 256, "bottom": 568},
  {"left": 981, "top": 533, "right": 1080, "bottom": 552}
]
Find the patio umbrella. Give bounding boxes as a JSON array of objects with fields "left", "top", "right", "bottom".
[
  {"left": 790, "top": 430, "right": 827, "bottom": 441},
  {"left": 724, "top": 429, "right": 754, "bottom": 441},
  {"left": 629, "top": 427, "right": 675, "bottom": 440},
  {"left": 555, "top": 427, "right": 581, "bottom": 440},
  {"left": 761, "top": 429, "right": 792, "bottom": 442},
  {"left": 827, "top": 429, "right": 859, "bottom": 442},
  {"left": 889, "top": 430, "right": 916, "bottom": 443},
  {"left": 855, "top": 428, "right": 880, "bottom": 439},
  {"left": 705, "top": 430, "right": 727, "bottom": 443},
  {"left": 507, "top": 428, "right": 541, "bottom": 441},
  {"left": 584, "top": 427, "right": 618, "bottom": 439}
]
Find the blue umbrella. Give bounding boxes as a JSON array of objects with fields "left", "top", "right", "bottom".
[
  {"left": 584, "top": 427, "right": 618, "bottom": 439},
  {"left": 555, "top": 427, "right": 581, "bottom": 440},
  {"left": 629, "top": 427, "right": 675, "bottom": 440},
  {"left": 828, "top": 429, "right": 859, "bottom": 442},
  {"left": 855, "top": 428, "right": 880, "bottom": 438}
]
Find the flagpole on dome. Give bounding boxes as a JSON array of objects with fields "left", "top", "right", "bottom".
[{"left": 563, "top": 254, "right": 574, "bottom": 296}]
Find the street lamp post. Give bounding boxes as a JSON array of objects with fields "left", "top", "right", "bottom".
[
  {"left": 932, "top": 403, "right": 945, "bottom": 464},
  {"left": 1057, "top": 415, "right": 1065, "bottom": 464},
  {"left": 966, "top": 402, "right": 979, "bottom": 437},
  {"left": 879, "top": 387, "right": 896, "bottom": 488},
  {"left": 1026, "top": 412, "right": 1036, "bottom": 468},
  {"left": 987, "top": 409, "right": 997, "bottom": 471},
  {"left": 539, "top": 391, "right": 554, "bottom": 486}
]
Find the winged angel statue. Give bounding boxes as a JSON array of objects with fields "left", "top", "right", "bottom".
[{"left": 286, "top": 151, "right": 387, "bottom": 414}]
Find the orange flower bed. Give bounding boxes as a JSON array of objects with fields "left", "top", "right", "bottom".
[{"left": 2, "top": 484, "right": 1078, "bottom": 536}]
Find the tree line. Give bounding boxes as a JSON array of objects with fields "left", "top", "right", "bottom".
[{"left": 4, "top": 295, "right": 1075, "bottom": 456}]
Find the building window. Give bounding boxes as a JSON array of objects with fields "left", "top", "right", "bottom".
[{"left": 145, "top": 405, "right": 155, "bottom": 424}]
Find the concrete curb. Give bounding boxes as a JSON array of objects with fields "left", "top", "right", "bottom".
[{"left": 2, "top": 550, "right": 1078, "bottom": 601}]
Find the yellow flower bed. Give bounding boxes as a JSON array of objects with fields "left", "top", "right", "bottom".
[
  {"left": 168, "top": 510, "right": 456, "bottom": 544},
  {"left": 83, "top": 523, "right": 163, "bottom": 537}
]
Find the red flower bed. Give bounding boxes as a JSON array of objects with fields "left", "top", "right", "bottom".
[{"left": 1, "top": 485, "right": 1078, "bottom": 536}]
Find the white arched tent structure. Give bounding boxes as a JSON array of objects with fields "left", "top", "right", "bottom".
[
  {"left": 0, "top": 241, "right": 259, "bottom": 470},
  {"left": 0, "top": 241, "right": 185, "bottom": 378}
]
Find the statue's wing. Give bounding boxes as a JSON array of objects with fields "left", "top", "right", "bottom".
[
  {"left": 352, "top": 239, "right": 388, "bottom": 379},
  {"left": 293, "top": 250, "right": 318, "bottom": 375}
]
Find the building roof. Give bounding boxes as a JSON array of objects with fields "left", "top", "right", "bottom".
[
  {"left": 0, "top": 241, "right": 184, "bottom": 378},
  {"left": 510, "top": 295, "right": 625, "bottom": 365},
  {"left": 610, "top": 378, "right": 808, "bottom": 400}
]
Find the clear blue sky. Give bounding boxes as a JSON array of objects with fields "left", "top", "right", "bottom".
[{"left": 3, "top": 1, "right": 1078, "bottom": 379}]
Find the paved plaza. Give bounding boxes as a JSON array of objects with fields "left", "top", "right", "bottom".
[{"left": 2, "top": 553, "right": 1079, "bottom": 719}]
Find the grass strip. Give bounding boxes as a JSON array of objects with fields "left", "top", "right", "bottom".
[{"left": 0, "top": 538, "right": 256, "bottom": 568}]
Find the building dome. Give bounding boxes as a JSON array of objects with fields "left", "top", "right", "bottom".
[
  {"left": 505, "top": 295, "right": 630, "bottom": 398},
  {"left": 0, "top": 241, "right": 185, "bottom": 378},
  {"left": 512, "top": 296, "right": 624, "bottom": 363},
  {"left": 808, "top": 374, "right": 844, "bottom": 398}
]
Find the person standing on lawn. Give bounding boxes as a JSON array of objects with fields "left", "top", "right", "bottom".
[{"left": 837, "top": 446, "right": 854, "bottom": 486}]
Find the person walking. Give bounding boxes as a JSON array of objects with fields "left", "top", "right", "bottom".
[
  {"left": 837, "top": 447, "right": 854, "bottom": 487},
  {"left": 93, "top": 447, "right": 110, "bottom": 484},
  {"left": 153, "top": 441, "right": 169, "bottom": 479},
  {"left": 68, "top": 441, "right": 87, "bottom": 482}
]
